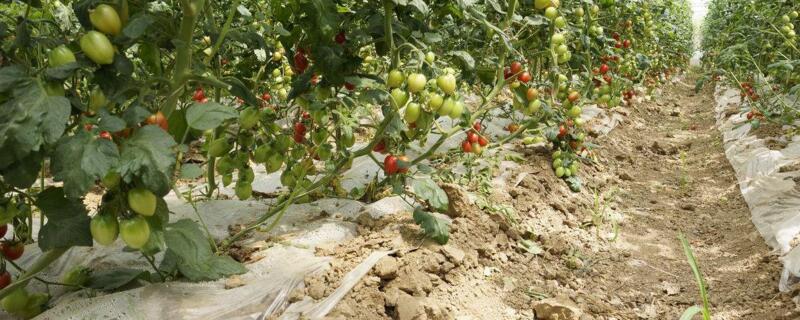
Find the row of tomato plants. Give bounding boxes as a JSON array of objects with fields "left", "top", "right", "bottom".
[
  {"left": 0, "top": 0, "right": 691, "bottom": 317},
  {"left": 702, "top": 0, "right": 800, "bottom": 129}
]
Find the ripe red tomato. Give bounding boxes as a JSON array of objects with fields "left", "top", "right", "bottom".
[
  {"left": 510, "top": 61, "right": 523, "bottom": 75},
  {"left": 301, "top": 111, "right": 311, "bottom": 119},
  {"left": 98, "top": 131, "right": 112, "bottom": 140},
  {"left": 0, "top": 271, "right": 9, "bottom": 290},
  {"left": 344, "top": 82, "right": 356, "bottom": 91},
  {"left": 467, "top": 131, "right": 479, "bottom": 144},
  {"left": 335, "top": 31, "right": 346, "bottom": 44},
  {"left": 612, "top": 32, "right": 620, "bottom": 40},
  {"left": 603, "top": 74, "right": 612, "bottom": 84},
  {"left": 1, "top": 242, "right": 24, "bottom": 260},
  {"left": 518, "top": 71, "right": 532, "bottom": 83},
  {"left": 84, "top": 124, "right": 94, "bottom": 131},
  {"left": 0, "top": 225, "right": 5, "bottom": 238},
  {"left": 558, "top": 125, "right": 568, "bottom": 138},
  {"left": 747, "top": 111, "right": 754, "bottom": 120},
  {"left": 294, "top": 51, "right": 309, "bottom": 73},
  {"left": 615, "top": 42, "right": 622, "bottom": 49},
  {"left": 373, "top": 140, "right": 387, "bottom": 153},
  {"left": 384, "top": 155, "right": 398, "bottom": 175},
  {"left": 478, "top": 136, "right": 489, "bottom": 147},
  {"left": 473, "top": 121, "right": 482, "bottom": 132},
  {"left": 599, "top": 64, "right": 610, "bottom": 74},
  {"left": 623, "top": 39, "right": 631, "bottom": 48},
  {"left": 145, "top": 111, "right": 168, "bottom": 131},
  {"left": 503, "top": 67, "right": 513, "bottom": 80},
  {"left": 462, "top": 140, "right": 473, "bottom": 153},
  {"left": 192, "top": 88, "right": 206, "bottom": 102},
  {"left": 261, "top": 92, "right": 272, "bottom": 101},
  {"left": 293, "top": 122, "right": 306, "bottom": 143}
]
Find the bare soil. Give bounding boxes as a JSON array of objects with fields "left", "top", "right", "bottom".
[{"left": 302, "top": 77, "right": 799, "bottom": 320}]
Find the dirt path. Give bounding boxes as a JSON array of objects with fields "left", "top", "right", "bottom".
[{"left": 307, "top": 76, "right": 799, "bottom": 320}]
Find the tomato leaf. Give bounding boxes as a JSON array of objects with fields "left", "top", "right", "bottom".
[
  {"left": 44, "top": 62, "right": 82, "bottom": 81},
  {"left": 35, "top": 187, "right": 92, "bottom": 250},
  {"left": 566, "top": 176, "right": 582, "bottom": 192},
  {"left": 87, "top": 268, "right": 150, "bottom": 291},
  {"left": 2, "top": 152, "right": 43, "bottom": 189},
  {"left": 117, "top": 126, "right": 177, "bottom": 196},
  {"left": 122, "top": 103, "right": 151, "bottom": 126},
  {"left": 412, "top": 208, "right": 450, "bottom": 245},
  {"left": 163, "top": 219, "right": 247, "bottom": 281},
  {"left": 224, "top": 77, "right": 261, "bottom": 107},
  {"left": 0, "top": 65, "right": 26, "bottom": 92},
  {"left": 52, "top": 131, "right": 120, "bottom": 198},
  {"left": 185, "top": 101, "right": 238, "bottom": 130},
  {"left": 411, "top": 178, "right": 449, "bottom": 212},
  {"left": 449, "top": 51, "right": 475, "bottom": 71},
  {"left": 121, "top": 14, "right": 155, "bottom": 40},
  {"left": 0, "top": 82, "right": 70, "bottom": 173},
  {"left": 180, "top": 163, "right": 203, "bottom": 179},
  {"left": 97, "top": 109, "right": 127, "bottom": 132}
]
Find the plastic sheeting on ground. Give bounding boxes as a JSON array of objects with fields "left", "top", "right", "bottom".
[{"left": 713, "top": 85, "right": 800, "bottom": 291}]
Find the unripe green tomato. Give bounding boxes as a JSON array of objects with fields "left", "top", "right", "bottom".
[
  {"left": 89, "top": 87, "right": 108, "bottom": 112},
  {"left": 127, "top": 188, "right": 157, "bottom": 217},
  {"left": 534, "top": 0, "right": 552, "bottom": 10},
  {"left": 119, "top": 216, "right": 150, "bottom": 249},
  {"left": 554, "top": 17, "right": 566, "bottom": 28},
  {"left": 528, "top": 99, "right": 542, "bottom": 114},
  {"left": 391, "top": 88, "right": 409, "bottom": 108},
  {"left": 568, "top": 105, "right": 582, "bottom": 118},
  {"left": 436, "top": 74, "right": 457, "bottom": 95},
  {"left": 239, "top": 107, "right": 260, "bottom": 130},
  {"left": 407, "top": 73, "right": 427, "bottom": 93},
  {"left": 239, "top": 167, "right": 255, "bottom": 183},
  {"left": 278, "top": 88, "right": 288, "bottom": 100},
  {"left": 551, "top": 33, "right": 566, "bottom": 45},
  {"left": 558, "top": 52, "right": 571, "bottom": 63},
  {"left": 576, "top": 7, "right": 584, "bottom": 17},
  {"left": 222, "top": 173, "right": 233, "bottom": 186},
  {"left": 449, "top": 101, "right": 464, "bottom": 118},
  {"left": 90, "top": 4, "right": 122, "bottom": 36},
  {"left": 792, "top": 11, "right": 799, "bottom": 19},
  {"left": 439, "top": 98, "right": 456, "bottom": 116},
  {"left": 783, "top": 15, "right": 791, "bottom": 23},
  {"left": 387, "top": 69, "right": 405, "bottom": 88},
  {"left": 235, "top": 182, "right": 252, "bottom": 200},
  {"left": 90, "top": 213, "right": 119, "bottom": 246},
  {"left": 266, "top": 153, "right": 283, "bottom": 173},
  {"left": 272, "top": 68, "right": 281, "bottom": 77},
  {"left": 102, "top": 171, "right": 121, "bottom": 189},
  {"left": 254, "top": 145, "right": 271, "bottom": 163},
  {"left": 49, "top": 45, "right": 76, "bottom": 67},
  {"left": 425, "top": 52, "right": 436, "bottom": 64},
  {"left": 555, "top": 166, "right": 565, "bottom": 177},
  {"left": 429, "top": 93, "right": 444, "bottom": 110},
  {"left": 340, "top": 128, "right": 355, "bottom": 148},
  {"left": 545, "top": 7, "right": 558, "bottom": 20},
  {"left": 556, "top": 44, "right": 568, "bottom": 55},
  {"left": 405, "top": 102, "right": 421, "bottom": 123},
  {"left": 208, "top": 138, "right": 231, "bottom": 157},
  {"left": 553, "top": 150, "right": 562, "bottom": 158},
  {"left": 511, "top": 81, "right": 521, "bottom": 88},
  {"left": 80, "top": 31, "right": 115, "bottom": 65},
  {"left": 553, "top": 158, "right": 563, "bottom": 168},
  {"left": 216, "top": 156, "right": 235, "bottom": 174},
  {"left": 564, "top": 167, "right": 572, "bottom": 177}
]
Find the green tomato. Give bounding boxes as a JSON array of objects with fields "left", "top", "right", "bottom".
[
  {"left": 222, "top": 173, "right": 233, "bottom": 186},
  {"left": 254, "top": 145, "right": 271, "bottom": 163},
  {"left": 436, "top": 74, "right": 457, "bottom": 95},
  {"left": 428, "top": 93, "right": 444, "bottom": 110},
  {"left": 450, "top": 101, "right": 464, "bottom": 118},
  {"left": 235, "top": 182, "right": 252, "bottom": 200},
  {"left": 391, "top": 88, "right": 409, "bottom": 108},
  {"left": 555, "top": 166, "right": 566, "bottom": 177},
  {"left": 120, "top": 216, "right": 150, "bottom": 249},
  {"left": 1, "top": 288, "right": 28, "bottom": 314},
  {"left": 61, "top": 266, "right": 91, "bottom": 288},
  {"left": 340, "top": 127, "right": 355, "bottom": 148},
  {"left": 90, "top": 213, "right": 119, "bottom": 246},
  {"left": 49, "top": 45, "right": 76, "bottom": 67},
  {"left": 208, "top": 138, "right": 231, "bottom": 157},
  {"left": 387, "top": 69, "right": 405, "bottom": 88},
  {"left": 556, "top": 44, "right": 569, "bottom": 55},
  {"left": 101, "top": 171, "right": 121, "bottom": 189},
  {"left": 89, "top": 87, "right": 108, "bottom": 112},
  {"left": 425, "top": 52, "right": 436, "bottom": 64},
  {"left": 553, "top": 158, "right": 563, "bottom": 168},
  {"left": 407, "top": 73, "right": 427, "bottom": 93},
  {"left": 90, "top": 4, "right": 122, "bottom": 36},
  {"left": 80, "top": 31, "right": 115, "bottom": 65},
  {"left": 528, "top": 99, "right": 542, "bottom": 114},
  {"left": 545, "top": 7, "right": 558, "bottom": 20},
  {"left": 128, "top": 188, "right": 156, "bottom": 217},
  {"left": 438, "top": 98, "right": 456, "bottom": 116},
  {"left": 551, "top": 33, "right": 566, "bottom": 45},
  {"left": 534, "top": 0, "right": 552, "bottom": 10},
  {"left": 239, "top": 107, "right": 260, "bottom": 130},
  {"left": 266, "top": 153, "right": 284, "bottom": 173},
  {"left": 405, "top": 102, "right": 421, "bottom": 123},
  {"left": 568, "top": 105, "right": 582, "bottom": 118}
]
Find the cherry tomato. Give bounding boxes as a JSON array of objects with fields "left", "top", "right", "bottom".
[
  {"left": 510, "top": 61, "right": 523, "bottom": 75},
  {"left": 344, "top": 82, "right": 355, "bottom": 91},
  {"left": 239, "top": 107, "right": 260, "bottom": 130},
  {"left": 503, "top": 67, "right": 513, "bottom": 80},
  {"left": 0, "top": 225, "right": 6, "bottom": 239},
  {"left": 1, "top": 242, "right": 24, "bottom": 261},
  {"left": 373, "top": 140, "right": 387, "bottom": 153},
  {"left": 599, "top": 64, "right": 610, "bottom": 74},
  {"left": 145, "top": 111, "right": 168, "bottom": 131},
  {"left": 397, "top": 155, "right": 410, "bottom": 173},
  {"left": 90, "top": 4, "right": 122, "bottom": 36},
  {"left": 192, "top": 88, "right": 206, "bottom": 102},
  {"left": 120, "top": 216, "right": 150, "bottom": 249},
  {"left": 473, "top": 121, "right": 482, "bottom": 132},
  {"left": 387, "top": 69, "right": 405, "bottom": 88},
  {"left": 49, "top": 45, "right": 76, "bottom": 67},
  {"left": 90, "top": 213, "right": 119, "bottom": 246},
  {"left": 467, "top": 131, "right": 479, "bottom": 144},
  {"left": 526, "top": 88, "right": 539, "bottom": 101},
  {"left": 462, "top": 140, "right": 473, "bottom": 153},
  {"left": 478, "top": 136, "right": 489, "bottom": 147},
  {"left": 261, "top": 92, "right": 272, "bottom": 101},
  {"left": 436, "top": 74, "right": 457, "bottom": 95},
  {"left": 208, "top": 138, "right": 231, "bottom": 157},
  {"left": 128, "top": 188, "right": 157, "bottom": 216},
  {"left": 0, "top": 271, "right": 9, "bottom": 290},
  {"left": 294, "top": 51, "right": 309, "bottom": 73},
  {"left": 623, "top": 39, "right": 631, "bottom": 48},
  {"left": 98, "top": 131, "right": 112, "bottom": 140},
  {"left": 80, "top": 31, "right": 114, "bottom": 65},
  {"left": 518, "top": 71, "right": 532, "bottom": 83},
  {"left": 1, "top": 288, "right": 28, "bottom": 314},
  {"left": 335, "top": 31, "right": 346, "bottom": 44},
  {"left": 558, "top": 125, "right": 568, "bottom": 138},
  {"left": 407, "top": 73, "right": 427, "bottom": 93},
  {"left": 568, "top": 91, "right": 580, "bottom": 102},
  {"left": 405, "top": 103, "right": 421, "bottom": 123},
  {"left": 384, "top": 155, "right": 398, "bottom": 175}
]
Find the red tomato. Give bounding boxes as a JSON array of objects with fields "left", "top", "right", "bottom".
[
  {"left": 518, "top": 71, "right": 532, "bottom": 83},
  {"left": 473, "top": 121, "right": 482, "bottom": 132},
  {"left": 568, "top": 91, "right": 580, "bottom": 102},
  {"left": 0, "top": 271, "right": 9, "bottom": 290},
  {"left": 612, "top": 32, "right": 620, "bottom": 40},
  {"left": 558, "top": 125, "right": 568, "bottom": 138},
  {"left": 335, "top": 31, "right": 346, "bottom": 44},
  {"left": 1, "top": 242, "right": 24, "bottom": 260},
  {"left": 84, "top": 124, "right": 94, "bottom": 131},
  {"left": 373, "top": 140, "right": 387, "bottom": 154},
  {"left": 293, "top": 122, "right": 306, "bottom": 143},
  {"left": 294, "top": 51, "right": 309, "bottom": 73},
  {"left": 261, "top": 92, "right": 272, "bottom": 101},
  {"left": 510, "top": 61, "right": 523, "bottom": 75},
  {"left": 344, "top": 82, "right": 356, "bottom": 91},
  {"left": 503, "top": 67, "right": 513, "bottom": 80},
  {"left": 478, "top": 136, "right": 489, "bottom": 147},
  {"left": 603, "top": 74, "right": 612, "bottom": 84},
  {"left": 623, "top": 39, "right": 631, "bottom": 48},
  {"left": 192, "top": 88, "right": 206, "bottom": 102},
  {"left": 145, "top": 111, "right": 169, "bottom": 131},
  {"left": 99, "top": 131, "right": 112, "bottom": 140},
  {"left": 599, "top": 64, "right": 610, "bottom": 74},
  {"left": 384, "top": 155, "right": 398, "bottom": 175},
  {"left": 467, "top": 131, "right": 479, "bottom": 144},
  {"left": 397, "top": 155, "right": 410, "bottom": 173},
  {"left": 615, "top": 42, "right": 622, "bottom": 49},
  {"left": 462, "top": 140, "right": 473, "bottom": 153}
]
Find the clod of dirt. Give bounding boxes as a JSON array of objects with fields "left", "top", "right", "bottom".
[
  {"left": 440, "top": 245, "right": 465, "bottom": 266},
  {"left": 619, "top": 172, "right": 635, "bottom": 181},
  {"left": 224, "top": 275, "right": 245, "bottom": 289},
  {"left": 374, "top": 256, "right": 400, "bottom": 280},
  {"left": 532, "top": 296, "right": 584, "bottom": 320},
  {"left": 440, "top": 183, "right": 474, "bottom": 218}
]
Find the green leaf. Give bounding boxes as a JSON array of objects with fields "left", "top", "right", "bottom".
[
  {"left": 97, "top": 109, "right": 127, "bottom": 133},
  {"left": 309, "top": 0, "right": 339, "bottom": 38},
  {"left": 0, "top": 82, "right": 70, "bottom": 170},
  {"left": 1, "top": 151, "right": 42, "bottom": 189},
  {"left": 35, "top": 187, "right": 92, "bottom": 250},
  {"left": 180, "top": 163, "right": 203, "bottom": 179},
  {"left": 44, "top": 62, "right": 82, "bottom": 81},
  {"left": 566, "top": 176, "right": 582, "bottom": 192},
  {"left": 122, "top": 104, "right": 151, "bottom": 126},
  {"left": 87, "top": 268, "right": 150, "bottom": 291},
  {"left": 122, "top": 14, "right": 155, "bottom": 40},
  {"left": 164, "top": 219, "right": 247, "bottom": 281},
  {"left": 412, "top": 208, "right": 449, "bottom": 245},
  {"left": 117, "top": 126, "right": 177, "bottom": 196},
  {"left": 449, "top": 51, "right": 475, "bottom": 71},
  {"left": 412, "top": 178, "right": 449, "bottom": 212},
  {"left": 185, "top": 102, "right": 238, "bottom": 130},
  {"left": 0, "top": 65, "right": 26, "bottom": 92},
  {"left": 224, "top": 77, "right": 261, "bottom": 107},
  {"left": 52, "top": 131, "right": 120, "bottom": 198},
  {"left": 679, "top": 306, "right": 703, "bottom": 320}
]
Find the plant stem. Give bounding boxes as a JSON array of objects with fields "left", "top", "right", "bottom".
[
  {"left": 383, "top": 0, "right": 398, "bottom": 69},
  {"left": 162, "top": 0, "right": 206, "bottom": 117}
]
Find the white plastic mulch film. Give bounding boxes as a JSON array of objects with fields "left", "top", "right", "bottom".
[{"left": 713, "top": 85, "right": 800, "bottom": 291}]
